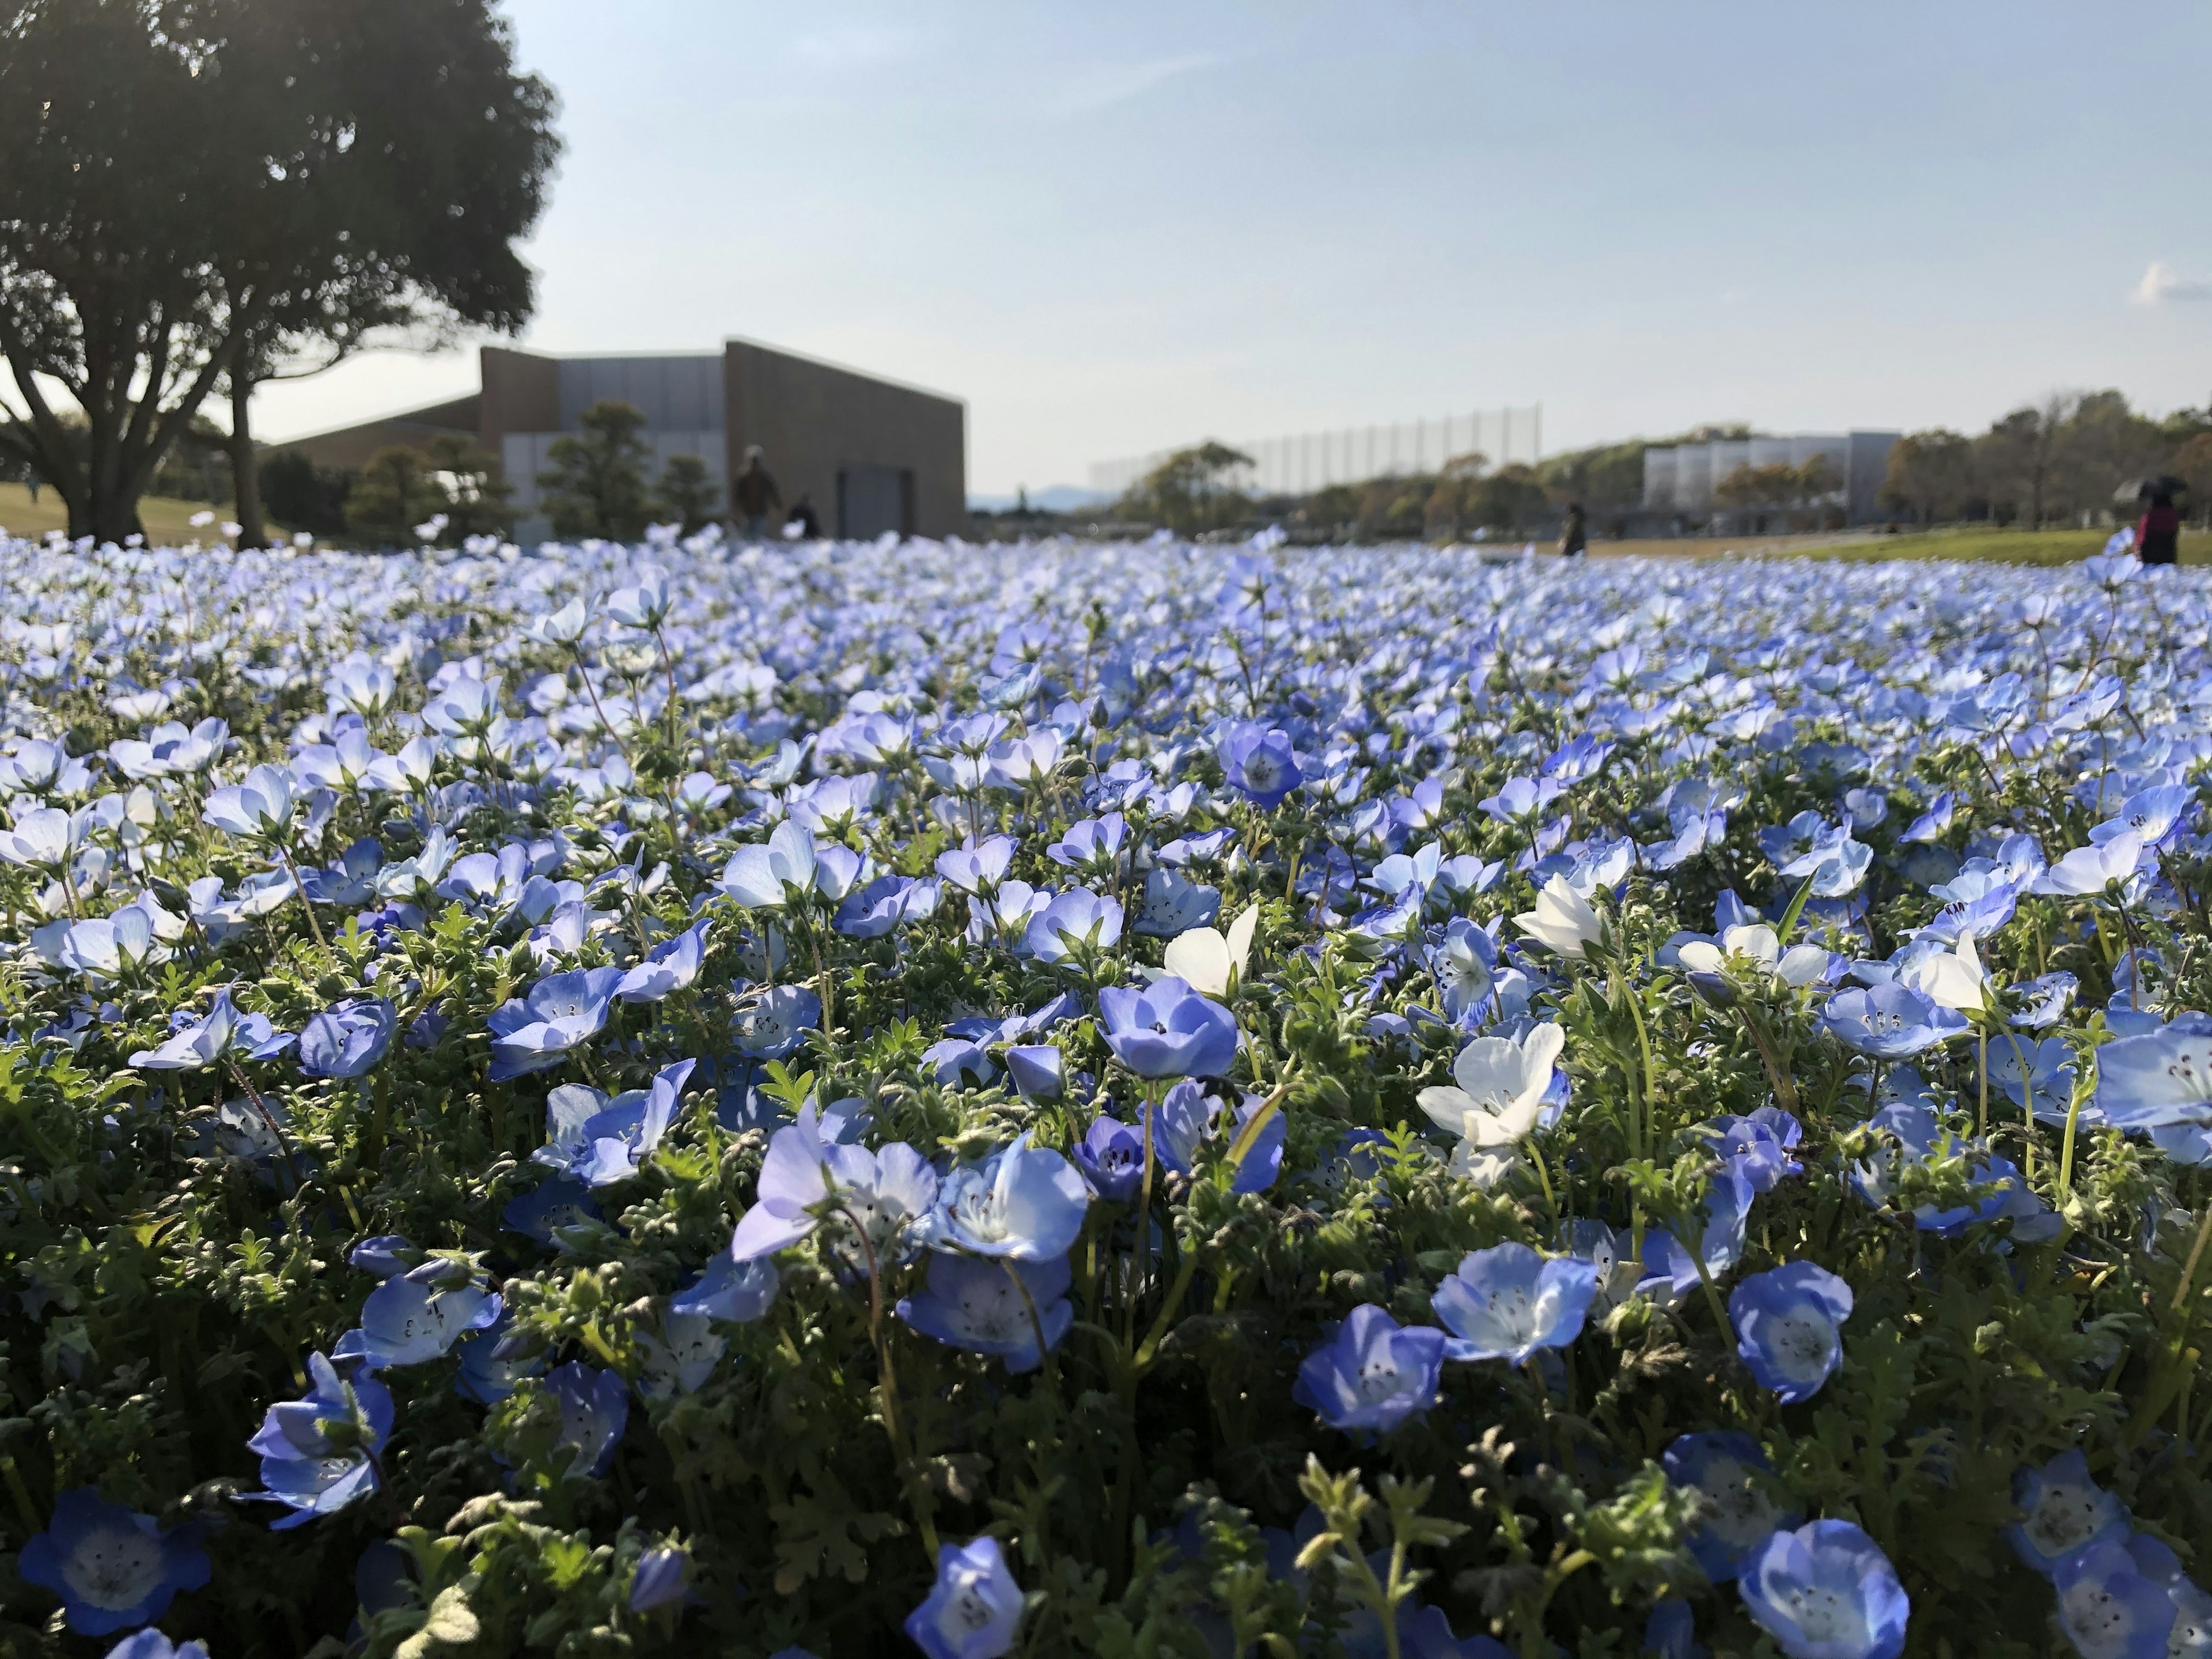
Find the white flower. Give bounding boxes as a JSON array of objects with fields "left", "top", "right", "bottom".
[
  {"left": 1903, "top": 931, "right": 1987, "bottom": 1013},
  {"left": 1418, "top": 1022, "right": 1565, "bottom": 1164},
  {"left": 1513, "top": 874, "right": 1603, "bottom": 957},
  {"left": 1676, "top": 923, "right": 1831, "bottom": 988},
  {"left": 1161, "top": 906, "right": 1257, "bottom": 998}
]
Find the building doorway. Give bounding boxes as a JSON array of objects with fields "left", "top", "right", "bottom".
[{"left": 837, "top": 465, "right": 915, "bottom": 540}]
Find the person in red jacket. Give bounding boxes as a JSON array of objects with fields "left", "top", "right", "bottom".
[{"left": 2137, "top": 491, "right": 2181, "bottom": 566}]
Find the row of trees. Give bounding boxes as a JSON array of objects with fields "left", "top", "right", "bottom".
[
  {"left": 0, "top": 0, "right": 561, "bottom": 544},
  {"left": 1881, "top": 392, "right": 2212, "bottom": 527}
]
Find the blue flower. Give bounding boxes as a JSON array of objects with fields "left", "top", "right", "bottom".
[
  {"left": 454, "top": 1308, "right": 543, "bottom": 1404},
  {"left": 629, "top": 1545, "right": 692, "bottom": 1613},
  {"left": 897, "top": 1251, "right": 1073, "bottom": 1373},
  {"left": 1022, "top": 888, "right": 1124, "bottom": 967},
  {"left": 929, "top": 1133, "right": 1089, "bottom": 1260},
  {"left": 731, "top": 984, "right": 821, "bottom": 1059},
  {"left": 730, "top": 1106, "right": 939, "bottom": 1267},
  {"left": 1708, "top": 1107, "right": 1803, "bottom": 1192},
  {"left": 2094, "top": 1012, "right": 2212, "bottom": 1135},
  {"left": 2009, "top": 1449, "right": 2130, "bottom": 1575},
  {"left": 1820, "top": 983, "right": 1965, "bottom": 1058},
  {"left": 297, "top": 997, "right": 396, "bottom": 1079},
  {"left": 836, "top": 873, "right": 938, "bottom": 938},
  {"left": 1643, "top": 1600, "right": 1706, "bottom": 1659},
  {"left": 334, "top": 1276, "right": 502, "bottom": 1373},
  {"left": 1005, "top": 1043, "right": 1063, "bottom": 1100},
  {"left": 1150, "top": 1079, "right": 1283, "bottom": 1194},
  {"left": 1662, "top": 1431, "right": 1799, "bottom": 1582},
  {"left": 486, "top": 965, "right": 622, "bottom": 1080},
  {"left": 1659, "top": 1167, "right": 1753, "bottom": 1295},
  {"left": 1221, "top": 725, "right": 1302, "bottom": 808},
  {"left": 921, "top": 1035, "right": 997, "bottom": 1089},
  {"left": 905, "top": 1535, "right": 1024, "bottom": 1659},
  {"left": 1730, "top": 1262, "right": 1854, "bottom": 1403},
  {"left": 242, "top": 1353, "right": 392, "bottom": 1528},
  {"left": 1293, "top": 1304, "right": 1447, "bottom": 1434},
  {"left": 18, "top": 1490, "right": 210, "bottom": 1636},
  {"left": 1738, "top": 1520, "right": 1908, "bottom": 1659},
  {"left": 503, "top": 1173, "right": 603, "bottom": 1247},
  {"left": 1072, "top": 1115, "right": 1145, "bottom": 1201},
  {"left": 2051, "top": 1539, "right": 2179, "bottom": 1659},
  {"left": 103, "top": 1633, "right": 212, "bottom": 1659},
  {"left": 534, "top": 1059, "right": 695, "bottom": 1188},
  {"left": 1097, "top": 976, "right": 1239, "bottom": 1078},
  {"left": 544, "top": 1361, "right": 629, "bottom": 1479},
  {"left": 1430, "top": 1243, "right": 1597, "bottom": 1365},
  {"left": 671, "top": 1252, "right": 782, "bottom": 1323},
  {"left": 615, "top": 922, "right": 707, "bottom": 1002}
]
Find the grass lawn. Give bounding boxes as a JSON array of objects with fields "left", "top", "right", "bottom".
[
  {"left": 1585, "top": 527, "right": 2206, "bottom": 566},
  {"left": 0, "top": 481, "right": 240, "bottom": 545}
]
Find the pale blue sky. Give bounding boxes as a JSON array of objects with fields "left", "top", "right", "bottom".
[{"left": 253, "top": 0, "right": 2212, "bottom": 495}]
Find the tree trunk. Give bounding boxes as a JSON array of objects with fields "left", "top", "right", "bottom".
[{"left": 230, "top": 376, "right": 265, "bottom": 547}]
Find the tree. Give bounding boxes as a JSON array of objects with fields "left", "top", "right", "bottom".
[
  {"left": 345, "top": 446, "right": 448, "bottom": 547},
  {"left": 422, "top": 434, "right": 514, "bottom": 543},
  {"left": 537, "top": 401, "right": 654, "bottom": 541},
  {"left": 2171, "top": 433, "right": 2212, "bottom": 529},
  {"left": 1118, "top": 441, "right": 1253, "bottom": 534},
  {"left": 260, "top": 452, "right": 355, "bottom": 540},
  {"left": 657, "top": 454, "right": 722, "bottom": 535},
  {"left": 1972, "top": 406, "right": 2056, "bottom": 527},
  {"left": 1471, "top": 464, "right": 1548, "bottom": 533},
  {"left": 1880, "top": 430, "right": 1974, "bottom": 524},
  {"left": 0, "top": 0, "right": 560, "bottom": 545}
]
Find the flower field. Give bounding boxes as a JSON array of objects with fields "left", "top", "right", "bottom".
[{"left": 0, "top": 528, "right": 2207, "bottom": 1659}]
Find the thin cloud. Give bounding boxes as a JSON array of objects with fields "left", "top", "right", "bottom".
[
  {"left": 791, "top": 24, "right": 919, "bottom": 69},
  {"left": 1057, "top": 54, "right": 1219, "bottom": 116},
  {"left": 2131, "top": 260, "right": 2212, "bottom": 305}
]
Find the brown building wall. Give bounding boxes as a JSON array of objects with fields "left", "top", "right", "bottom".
[
  {"left": 478, "top": 347, "right": 561, "bottom": 452},
  {"left": 273, "top": 395, "right": 478, "bottom": 472},
  {"left": 722, "top": 339, "right": 966, "bottom": 539}
]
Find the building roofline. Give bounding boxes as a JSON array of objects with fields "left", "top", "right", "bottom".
[
  {"left": 719, "top": 334, "right": 966, "bottom": 409},
  {"left": 264, "top": 394, "right": 479, "bottom": 450}
]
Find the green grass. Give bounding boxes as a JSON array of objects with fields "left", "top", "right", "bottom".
[
  {"left": 0, "top": 481, "right": 247, "bottom": 545},
  {"left": 1802, "top": 526, "right": 2207, "bottom": 566}
]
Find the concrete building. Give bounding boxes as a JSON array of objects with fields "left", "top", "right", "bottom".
[
  {"left": 1642, "top": 430, "right": 1899, "bottom": 528},
  {"left": 272, "top": 339, "right": 968, "bottom": 541}
]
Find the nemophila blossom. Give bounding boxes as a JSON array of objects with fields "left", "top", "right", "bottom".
[
  {"left": 1730, "top": 1262, "right": 1853, "bottom": 1403},
  {"left": 731, "top": 983, "right": 820, "bottom": 1059},
  {"left": 1737, "top": 1520, "right": 1909, "bottom": 1659},
  {"left": 637, "top": 1310, "right": 725, "bottom": 1398},
  {"left": 545, "top": 1362, "right": 629, "bottom": 1479},
  {"left": 0, "top": 802, "right": 78, "bottom": 868},
  {"left": 930, "top": 1133, "right": 1089, "bottom": 1259},
  {"left": 1005, "top": 1043, "right": 1062, "bottom": 1100},
  {"left": 1513, "top": 874, "right": 1603, "bottom": 957},
  {"left": 1221, "top": 724, "right": 1302, "bottom": 808},
  {"left": 243, "top": 1353, "right": 392, "bottom": 1528},
  {"left": 2009, "top": 1450, "right": 2130, "bottom": 1575},
  {"left": 1820, "top": 982, "right": 1965, "bottom": 1058},
  {"left": 1660, "top": 1167, "right": 1753, "bottom": 1295},
  {"left": 1427, "top": 915, "right": 1496, "bottom": 1021},
  {"left": 1097, "top": 975, "right": 1239, "bottom": 1078},
  {"left": 719, "top": 820, "right": 823, "bottom": 908},
  {"left": 2051, "top": 1539, "right": 2178, "bottom": 1659},
  {"left": 2035, "top": 831, "right": 2146, "bottom": 897},
  {"left": 486, "top": 966, "right": 621, "bottom": 1080},
  {"left": 1709, "top": 1107, "right": 1804, "bottom": 1192},
  {"left": 103, "top": 1633, "right": 211, "bottom": 1659},
  {"left": 1024, "top": 887, "right": 1124, "bottom": 967},
  {"left": 935, "top": 834, "right": 1017, "bottom": 895},
  {"left": 1780, "top": 827, "right": 1874, "bottom": 898},
  {"left": 904, "top": 1536, "right": 1024, "bottom": 1659},
  {"left": 1416, "top": 1022, "right": 1565, "bottom": 1183},
  {"left": 1987, "top": 1035, "right": 2080, "bottom": 1123},
  {"left": 454, "top": 1309, "right": 542, "bottom": 1405},
  {"left": 1293, "top": 1304, "right": 1447, "bottom": 1434},
  {"left": 1663, "top": 1432, "right": 1798, "bottom": 1582},
  {"left": 1430, "top": 1243, "right": 1597, "bottom": 1365},
  {"left": 535, "top": 1059, "right": 695, "bottom": 1187},
  {"left": 1132, "top": 865, "right": 1221, "bottom": 937},
  {"left": 615, "top": 922, "right": 707, "bottom": 1002},
  {"left": 129, "top": 989, "right": 255, "bottom": 1070},
  {"left": 671, "top": 1252, "right": 781, "bottom": 1323},
  {"left": 1047, "top": 813, "right": 1126, "bottom": 877},
  {"left": 201, "top": 763, "right": 296, "bottom": 840},
  {"left": 1073, "top": 1115, "right": 1145, "bottom": 1201},
  {"left": 297, "top": 997, "right": 396, "bottom": 1079},
  {"left": 898, "top": 1250, "right": 1073, "bottom": 1372},
  {"left": 836, "top": 873, "right": 938, "bottom": 938},
  {"left": 334, "top": 1276, "right": 501, "bottom": 1372},
  {"left": 1150, "top": 1079, "right": 1285, "bottom": 1193},
  {"left": 18, "top": 1490, "right": 210, "bottom": 1635},
  {"left": 2093, "top": 1013, "right": 2212, "bottom": 1134},
  {"left": 503, "top": 1173, "right": 602, "bottom": 1247},
  {"left": 1675, "top": 923, "right": 1831, "bottom": 989},
  {"left": 628, "top": 1545, "right": 691, "bottom": 1613},
  {"left": 922, "top": 1034, "right": 996, "bottom": 1089},
  {"left": 732, "top": 1104, "right": 940, "bottom": 1267}
]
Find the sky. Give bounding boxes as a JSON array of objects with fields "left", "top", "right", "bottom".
[{"left": 251, "top": 0, "right": 2212, "bottom": 498}]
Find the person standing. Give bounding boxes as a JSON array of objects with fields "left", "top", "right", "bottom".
[
  {"left": 2137, "top": 490, "right": 2181, "bottom": 566},
  {"left": 1559, "top": 499, "right": 1588, "bottom": 558},
  {"left": 733, "top": 445, "right": 782, "bottom": 540}
]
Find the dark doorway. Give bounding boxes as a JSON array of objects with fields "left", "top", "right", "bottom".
[{"left": 837, "top": 464, "right": 915, "bottom": 540}]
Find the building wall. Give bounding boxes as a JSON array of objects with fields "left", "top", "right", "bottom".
[
  {"left": 273, "top": 396, "right": 478, "bottom": 473},
  {"left": 1642, "top": 431, "right": 1903, "bottom": 526},
  {"left": 555, "top": 355, "right": 724, "bottom": 434},
  {"left": 722, "top": 339, "right": 966, "bottom": 539}
]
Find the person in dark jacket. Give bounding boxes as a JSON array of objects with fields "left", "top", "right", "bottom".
[
  {"left": 2137, "top": 491, "right": 2181, "bottom": 566},
  {"left": 785, "top": 494, "right": 822, "bottom": 539},
  {"left": 734, "top": 446, "right": 782, "bottom": 540},
  {"left": 1559, "top": 501, "right": 1588, "bottom": 558}
]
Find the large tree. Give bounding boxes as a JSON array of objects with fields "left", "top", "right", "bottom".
[
  {"left": 0, "top": 0, "right": 560, "bottom": 545},
  {"left": 538, "top": 400, "right": 654, "bottom": 542}
]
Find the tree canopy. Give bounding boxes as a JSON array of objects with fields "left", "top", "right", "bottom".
[
  {"left": 538, "top": 400, "right": 655, "bottom": 542},
  {"left": 0, "top": 0, "right": 560, "bottom": 544}
]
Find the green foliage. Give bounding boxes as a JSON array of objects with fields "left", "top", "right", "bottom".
[{"left": 539, "top": 402, "right": 655, "bottom": 541}]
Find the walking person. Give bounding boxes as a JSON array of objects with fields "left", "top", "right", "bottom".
[
  {"left": 1558, "top": 499, "right": 1588, "bottom": 559},
  {"left": 2137, "top": 490, "right": 2181, "bottom": 567},
  {"left": 733, "top": 445, "right": 782, "bottom": 541}
]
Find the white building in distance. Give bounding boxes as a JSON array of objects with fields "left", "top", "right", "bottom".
[{"left": 1642, "top": 431, "right": 1899, "bottom": 528}]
